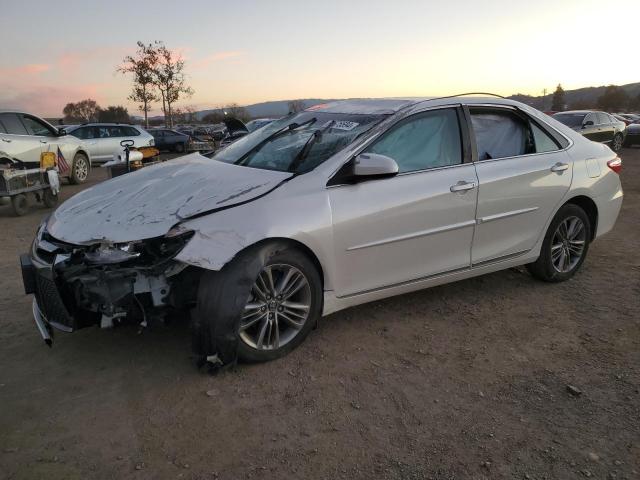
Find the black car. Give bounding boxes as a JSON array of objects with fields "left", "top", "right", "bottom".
[
  {"left": 149, "top": 129, "right": 190, "bottom": 153},
  {"left": 553, "top": 111, "right": 626, "bottom": 152}
]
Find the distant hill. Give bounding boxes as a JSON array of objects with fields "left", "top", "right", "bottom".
[
  {"left": 508, "top": 82, "right": 640, "bottom": 110},
  {"left": 133, "top": 82, "right": 639, "bottom": 123}
]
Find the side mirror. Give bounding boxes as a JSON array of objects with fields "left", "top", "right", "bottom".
[
  {"left": 57, "top": 128, "right": 67, "bottom": 136},
  {"left": 582, "top": 120, "right": 594, "bottom": 128},
  {"left": 352, "top": 153, "right": 399, "bottom": 179}
]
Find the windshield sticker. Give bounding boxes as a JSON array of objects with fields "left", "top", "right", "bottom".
[{"left": 330, "top": 120, "right": 359, "bottom": 131}]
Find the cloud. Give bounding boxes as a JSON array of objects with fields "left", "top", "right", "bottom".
[
  {"left": 0, "top": 84, "right": 107, "bottom": 117},
  {"left": 193, "top": 51, "right": 245, "bottom": 68},
  {"left": 0, "top": 63, "right": 50, "bottom": 76}
]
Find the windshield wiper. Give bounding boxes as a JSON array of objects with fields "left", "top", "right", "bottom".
[
  {"left": 287, "top": 120, "right": 335, "bottom": 173},
  {"left": 236, "top": 117, "right": 317, "bottom": 166}
]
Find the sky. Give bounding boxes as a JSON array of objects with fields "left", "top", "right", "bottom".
[{"left": 1, "top": 0, "right": 638, "bottom": 117}]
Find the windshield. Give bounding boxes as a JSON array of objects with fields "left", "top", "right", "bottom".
[
  {"left": 553, "top": 113, "right": 587, "bottom": 128},
  {"left": 213, "top": 111, "right": 385, "bottom": 173}
]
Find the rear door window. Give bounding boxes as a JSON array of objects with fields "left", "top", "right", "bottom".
[
  {"left": 0, "top": 113, "right": 29, "bottom": 135},
  {"left": 470, "top": 110, "right": 530, "bottom": 160},
  {"left": 596, "top": 112, "right": 610, "bottom": 125},
  {"left": 122, "top": 126, "right": 140, "bottom": 136}
]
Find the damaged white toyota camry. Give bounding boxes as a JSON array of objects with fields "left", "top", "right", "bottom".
[{"left": 21, "top": 96, "right": 623, "bottom": 368}]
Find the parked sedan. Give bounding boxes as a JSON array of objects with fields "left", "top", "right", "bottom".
[
  {"left": 67, "top": 123, "right": 154, "bottom": 163},
  {"left": 0, "top": 110, "right": 92, "bottom": 184},
  {"left": 149, "top": 129, "right": 190, "bottom": 152},
  {"left": 21, "top": 97, "right": 622, "bottom": 369},
  {"left": 553, "top": 110, "right": 626, "bottom": 152},
  {"left": 624, "top": 123, "right": 640, "bottom": 147}
]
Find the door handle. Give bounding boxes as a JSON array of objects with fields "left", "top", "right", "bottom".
[
  {"left": 550, "top": 162, "right": 569, "bottom": 173},
  {"left": 1, "top": 137, "right": 11, "bottom": 143},
  {"left": 450, "top": 181, "right": 477, "bottom": 193},
  {"left": 40, "top": 140, "right": 48, "bottom": 144}
]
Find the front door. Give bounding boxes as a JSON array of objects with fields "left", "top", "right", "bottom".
[{"left": 329, "top": 107, "right": 478, "bottom": 297}]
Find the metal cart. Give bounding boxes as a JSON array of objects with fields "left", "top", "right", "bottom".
[{"left": 0, "top": 165, "right": 59, "bottom": 216}]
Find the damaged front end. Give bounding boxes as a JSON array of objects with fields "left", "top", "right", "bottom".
[{"left": 21, "top": 221, "right": 199, "bottom": 343}]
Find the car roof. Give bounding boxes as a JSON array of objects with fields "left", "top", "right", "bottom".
[
  {"left": 304, "top": 95, "right": 548, "bottom": 115},
  {"left": 554, "top": 110, "right": 596, "bottom": 115}
]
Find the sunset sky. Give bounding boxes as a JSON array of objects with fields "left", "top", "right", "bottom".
[{"left": 1, "top": 0, "right": 638, "bottom": 117}]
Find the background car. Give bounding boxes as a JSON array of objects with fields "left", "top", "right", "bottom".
[
  {"left": 66, "top": 123, "right": 154, "bottom": 163},
  {"left": 623, "top": 123, "right": 640, "bottom": 147},
  {"left": 0, "top": 110, "right": 92, "bottom": 184},
  {"left": 553, "top": 110, "right": 626, "bottom": 152},
  {"left": 148, "top": 128, "right": 190, "bottom": 152},
  {"left": 245, "top": 118, "right": 277, "bottom": 132},
  {"left": 615, "top": 113, "right": 640, "bottom": 124}
]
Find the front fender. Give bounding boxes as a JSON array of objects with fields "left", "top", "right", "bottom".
[{"left": 175, "top": 185, "right": 336, "bottom": 290}]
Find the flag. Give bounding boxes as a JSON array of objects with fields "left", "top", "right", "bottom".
[{"left": 56, "top": 147, "right": 70, "bottom": 174}]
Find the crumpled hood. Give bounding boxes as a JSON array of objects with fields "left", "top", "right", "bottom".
[{"left": 47, "top": 153, "right": 292, "bottom": 244}]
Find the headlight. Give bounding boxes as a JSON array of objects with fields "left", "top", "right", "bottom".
[
  {"left": 148, "top": 138, "right": 155, "bottom": 146},
  {"left": 84, "top": 243, "right": 141, "bottom": 265}
]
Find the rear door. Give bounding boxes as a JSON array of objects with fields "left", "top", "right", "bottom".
[
  {"left": 469, "top": 106, "right": 572, "bottom": 265},
  {"left": 0, "top": 113, "right": 41, "bottom": 166},
  {"left": 581, "top": 113, "right": 599, "bottom": 141},
  {"left": 596, "top": 112, "right": 614, "bottom": 144},
  {"left": 329, "top": 106, "right": 478, "bottom": 296}
]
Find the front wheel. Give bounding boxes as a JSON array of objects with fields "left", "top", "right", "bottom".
[
  {"left": 11, "top": 194, "right": 29, "bottom": 216},
  {"left": 174, "top": 142, "right": 186, "bottom": 153},
  {"left": 527, "top": 204, "right": 591, "bottom": 282},
  {"left": 192, "top": 243, "right": 322, "bottom": 365},
  {"left": 70, "top": 153, "right": 89, "bottom": 184}
]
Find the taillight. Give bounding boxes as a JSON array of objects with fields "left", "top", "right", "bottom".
[{"left": 607, "top": 157, "right": 622, "bottom": 174}]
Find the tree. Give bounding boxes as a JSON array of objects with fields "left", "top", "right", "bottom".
[
  {"left": 551, "top": 84, "right": 565, "bottom": 111},
  {"left": 287, "top": 99, "right": 305, "bottom": 113},
  {"left": 119, "top": 42, "right": 159, "bottom": 129},
  {"left": 224, "top": 103, "right": 250, "bottom": 122},
  {"left": 597, "top": 85, "right": 629, "bottom": 112},
  {"left": 63, "top": 99, "right": 100, "bottom": 123},
  {"left": 97, "top": 106, "right": 131, "bottom": 123},
  {"left": 152, "top": 42, "right": 194, "bottom": 127},
  {"left": 629, "top": 92, "right": 640, "bottom": 112}
]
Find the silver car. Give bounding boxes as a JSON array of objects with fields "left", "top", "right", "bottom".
[
  {"left": 65, "top": 123, "right": 154, "bottom": 163},
  {"left": 21, "top": 96, "right": 623, "bottom": 368},
  {"left": 0, "top": 111, "right": 92, "bottom": 184}
]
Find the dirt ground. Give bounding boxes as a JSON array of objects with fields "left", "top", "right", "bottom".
[{"left": 0, "top": 150, "right": 638, "bottom": 480}]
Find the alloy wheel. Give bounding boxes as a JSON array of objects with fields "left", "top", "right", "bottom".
[
  {"left": 74, "top": 156, "right": 88, "bottom": 181},
  {"left": 551, "top": 216, "right": 586, "bottom": 273},
  {"left": 239, "top": 264, "right": 311, "bottom": 350},
  {"left": 613, "top": 135, "right": 622, "bottom": 152}
]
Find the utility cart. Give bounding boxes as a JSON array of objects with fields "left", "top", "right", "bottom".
[{"left": 0, "top": 154, "right": 60, "bottom": 216}]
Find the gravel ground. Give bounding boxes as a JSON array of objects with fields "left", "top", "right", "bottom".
[{"left": 0, "top": 150, "right": 638, "bottom": 480}]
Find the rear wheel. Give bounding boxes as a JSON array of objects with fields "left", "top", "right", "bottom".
[
  {"left": 527, "top": 204, "right": 591, "bottom": 282},
  {"left": 70, "top": 153, "right": 89, "bottom": 184},
  {"left": 11, "top": 194, "right": 29, "bottom": 216},
  {"left": 192, "top": 243, "right": 322, "bottom": 365},
  {"left": 611, "top": 133, "right": 623, "bottom": 152}
]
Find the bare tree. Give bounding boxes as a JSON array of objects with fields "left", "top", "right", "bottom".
[
  {"left": 287, "top": 99, "right": 305, "bottom": 113},
  {"left": 152, "top": 42, "right": 194, "bottom": 127},
  {"left": 119, "top": 42, "right": 158, "bottom": 129},
  {"left": 63, "top": 99, "right": 100, "bottom": 123}
]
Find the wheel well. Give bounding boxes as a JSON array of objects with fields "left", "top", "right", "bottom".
[
  {"left": 565, "top": 195, "right": 598, "bottom": 240},
  {"left": 249, "top": 237, "right": 325, "bottom": 289}
]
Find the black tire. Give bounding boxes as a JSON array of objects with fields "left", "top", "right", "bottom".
[
  {"left": 174, "top": 142, "right": 185, "bottom": 153},
  {"left": 611, "top": 133, "right": 623, "bottom": 152},
  {"left": 527, "top": 204, "right": 591, "bottom": 282},
  {"left": 70, "top": 153, "right": 89, "bottom": 184},
  {"left": 42, "top": 188, "right": 59, "bottom": 208},
  {"left": 192, "top": 242, "right": 322, "bottom": 365},
  {"left": 11, "top": 194, "right": 29, "bottom": 216}
]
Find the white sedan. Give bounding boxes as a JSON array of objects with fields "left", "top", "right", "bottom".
[{"left": 23, "top": 96, "right": 623, "bottom": 368}]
